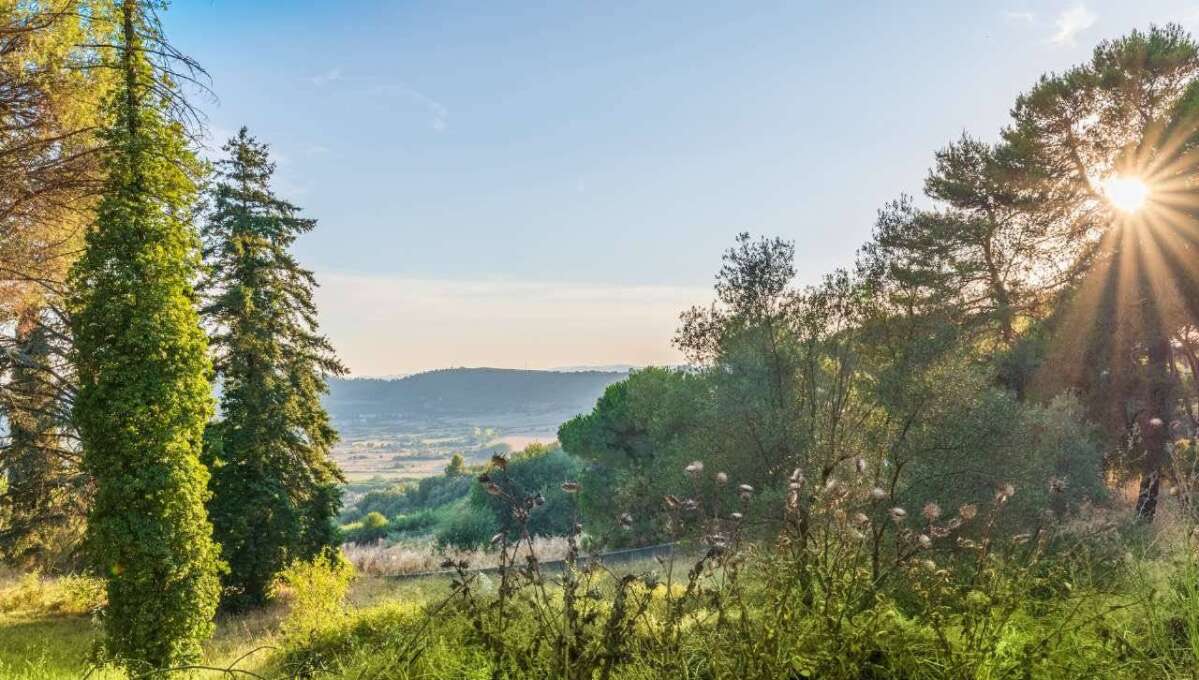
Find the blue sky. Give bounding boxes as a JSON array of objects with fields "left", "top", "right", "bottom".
[{"left": 168, "top": 1, "right": 1198, "bottom": 375}]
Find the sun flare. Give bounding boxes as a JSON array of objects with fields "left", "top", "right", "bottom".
[{"left": 1102, "top": 175, "right": 1151, "bottom": 213}]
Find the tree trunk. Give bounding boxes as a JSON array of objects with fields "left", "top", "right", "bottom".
[{"left": 1135, "top": 335, "right": 1173, "bottom": 522}]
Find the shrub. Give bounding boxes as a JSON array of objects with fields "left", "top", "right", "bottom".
[
  {"left": 435, "top": 505, "right": 499, "bottom": 550},
  {"left": 273, "top": 553, "right": 355, "bottom": 644},
  {"left": 342, "top": 512, "right": 391, "bottom": 545}
]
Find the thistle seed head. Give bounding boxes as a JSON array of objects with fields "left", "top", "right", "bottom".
[{"left": 921, "top": 502, "right": 942, "bottom": 521}]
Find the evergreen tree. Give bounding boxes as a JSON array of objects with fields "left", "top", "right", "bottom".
[
  {"left": 0, "top": 0, "right": 110, "bottom": 570},
  {"left": 67, "top": 0, "right": 220, "bottom": 668},
  {"left": 202, "top": 128, "right": 346, "bottom": 610}
]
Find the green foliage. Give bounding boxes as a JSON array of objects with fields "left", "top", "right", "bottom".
[
  {"left": 344, "top": 474, "right": 473, "bottom": 523},
  {"left": 342, "top": 512, "right": 390, "bottom": 545},
  {"left": 435, "top": 503, "right": 499, "bottom": 550},
  {"left": 444, "top": 453, "right": 466, "bottom": 477},
  {"left": 66, "top": 2, "right": 220, "bottom": 669},
  {"left": 470, "top": 443, "right": 583, "bottom": 540},
  {"left": 275, "top": 553, "right": 355, "bottom": 647},
  {"left": 201, "top": 128, "right": 347, "bottom": 610}
]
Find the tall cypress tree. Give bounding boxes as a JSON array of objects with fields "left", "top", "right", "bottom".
[
  {"left": 68, "top": 0, "right": 220, "bottom": 668},
  {"left": 202, "top": 128, "right": 346, "bottom": 610}
]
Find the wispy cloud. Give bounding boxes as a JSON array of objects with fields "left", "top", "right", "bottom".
[
  {"left": 1004, "top": 9, "right": 1035, "bottom": 23},
  {"left": 369, "top": 84, "right": 449, "bottom": 132},
  {"left": 313, "top": 274, "right": 706, "bottom": 376},
  {"left": 308, "top": 68, "right": 343, "bottom": 86},
  {"left": 1050, "top": 4, "right": 1096, "bottom": 45}
]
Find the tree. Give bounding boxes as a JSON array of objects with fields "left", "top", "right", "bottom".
[
  {"left": 0, "top": 1, "right": 109, "bottom": 569},
  {"left": 445, "top": 453, "right": 466, "bottom": 477},
  {"left": 862, "top": 135, "right": 1072, "bottom": 354},
  {"left": 1007, "top": 25, "right": 1199, "bottom": 519},
  {"left": 201, "top": 128, "right": 346, "bottom": 610},
  {"left": 67, "top": 0, "right": 220, "bottom": 668}
]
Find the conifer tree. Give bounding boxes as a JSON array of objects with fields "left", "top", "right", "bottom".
[
  {"left": 68, "top": 0, "right": 220, "bottom": 667},
  {"left": 0, "top": 1, "right": 109, "bottom": 569},
  {"left": 202, "top": 128, "right": 346, "bottom": 610}
]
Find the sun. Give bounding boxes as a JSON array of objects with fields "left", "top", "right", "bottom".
[{"left": 1101, "top": 175, "right": 1151, "bottom": 213}]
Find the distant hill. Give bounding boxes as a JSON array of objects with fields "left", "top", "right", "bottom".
[{"left": 324, "top": 368, "right": 626, "bottom": 423}]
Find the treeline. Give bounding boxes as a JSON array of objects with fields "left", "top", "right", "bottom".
[
  {"left": 560, "top": 25, "right": 1199, "bottom": 548},
  {"left": 1, "top": 1, "right": 343, "bottom": 671}
]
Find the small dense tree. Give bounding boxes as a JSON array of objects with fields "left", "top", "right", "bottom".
[
  {"left": 67, "top": 0, "right": 221, "bottom": 668},
  {"left": 201, "top": 128, "right": 346, "bottom": 610}
]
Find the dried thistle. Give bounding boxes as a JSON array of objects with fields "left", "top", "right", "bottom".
[{"left": 921, "top": 502, "right": 942, "bottom": 521}]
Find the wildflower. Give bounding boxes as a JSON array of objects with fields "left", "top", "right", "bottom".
[
  {"left": 715, "top": 471, "right": 729, "bottom": 485},
  {"left": 561, "top": 481, "right": 581, "bottom": 494},
  {"left": 958, "top": 504, "right": 978, "bottom": 521},
  {"left": 730, "top": 512, "right": 744, "bottom": 522},
  {"left": 619, "top": 513, "right": 634, "bottom": 529},
  {"left": 738, "top": 484, "right": 754, "bottom": 501},
  {"left": 889, "top": 507, "right": 907, "bottom": 522},
  {"left": 852, "top": 512, "right": 870, "bottom": 526},
  {"left": 920, "top": 559, "right": 937, "bottom": 572},
  {"left": 918, "top": 534, "right": 932, "bottom": 549},
  {"left": 921, "top": 502, "right": 942, "bottom": 521},
  {"left": 684, "top": 461, "right": 704, "bottom": 479},
  {"left": 1149, "top": 417, "right": 1165, "bottom": 429},
  {"left": 930, "top": 526, "right": 951, "bottom": 538},
  {"left": 683, "top": 498, "right": 700, "bottom": 512},
  {"left": 870, "top": 487, "right": 887, "bottom": 501}
]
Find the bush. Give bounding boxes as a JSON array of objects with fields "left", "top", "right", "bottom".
[
  {"left": 471, "top": 443, "right": 583, "bottom": 539},
  {"left": 435, "top": 505, "right": 499, "bottom": 550},
  {"left": 273, "top": 553, "right": 355, "bottom": 644},
  {"left": 342, "top": 512, "right": 391, "bottom": 545},
  {"left": 0, "top": 572, "right": 106, "bottom": 616},
  {"left": 389, "top": 509, "right": 438, "bottom": 535}
]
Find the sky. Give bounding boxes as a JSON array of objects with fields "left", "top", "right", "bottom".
[{"left": 166, "top": 0, "right": 1199, "bottom": 376}]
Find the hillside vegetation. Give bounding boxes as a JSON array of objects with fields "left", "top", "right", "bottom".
[{"left": 325, "top": 369, "right": 627, "bottom": 422}]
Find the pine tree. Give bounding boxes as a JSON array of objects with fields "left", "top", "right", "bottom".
[
  {"left": 67, "top": 0, "right": 220, "bottom": 668},
  {"left": 0, "top": 1, "right": 109, "bottom": 570},
  {"left": 202, "top": 128, "right": 346, "bottom": 610}
]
